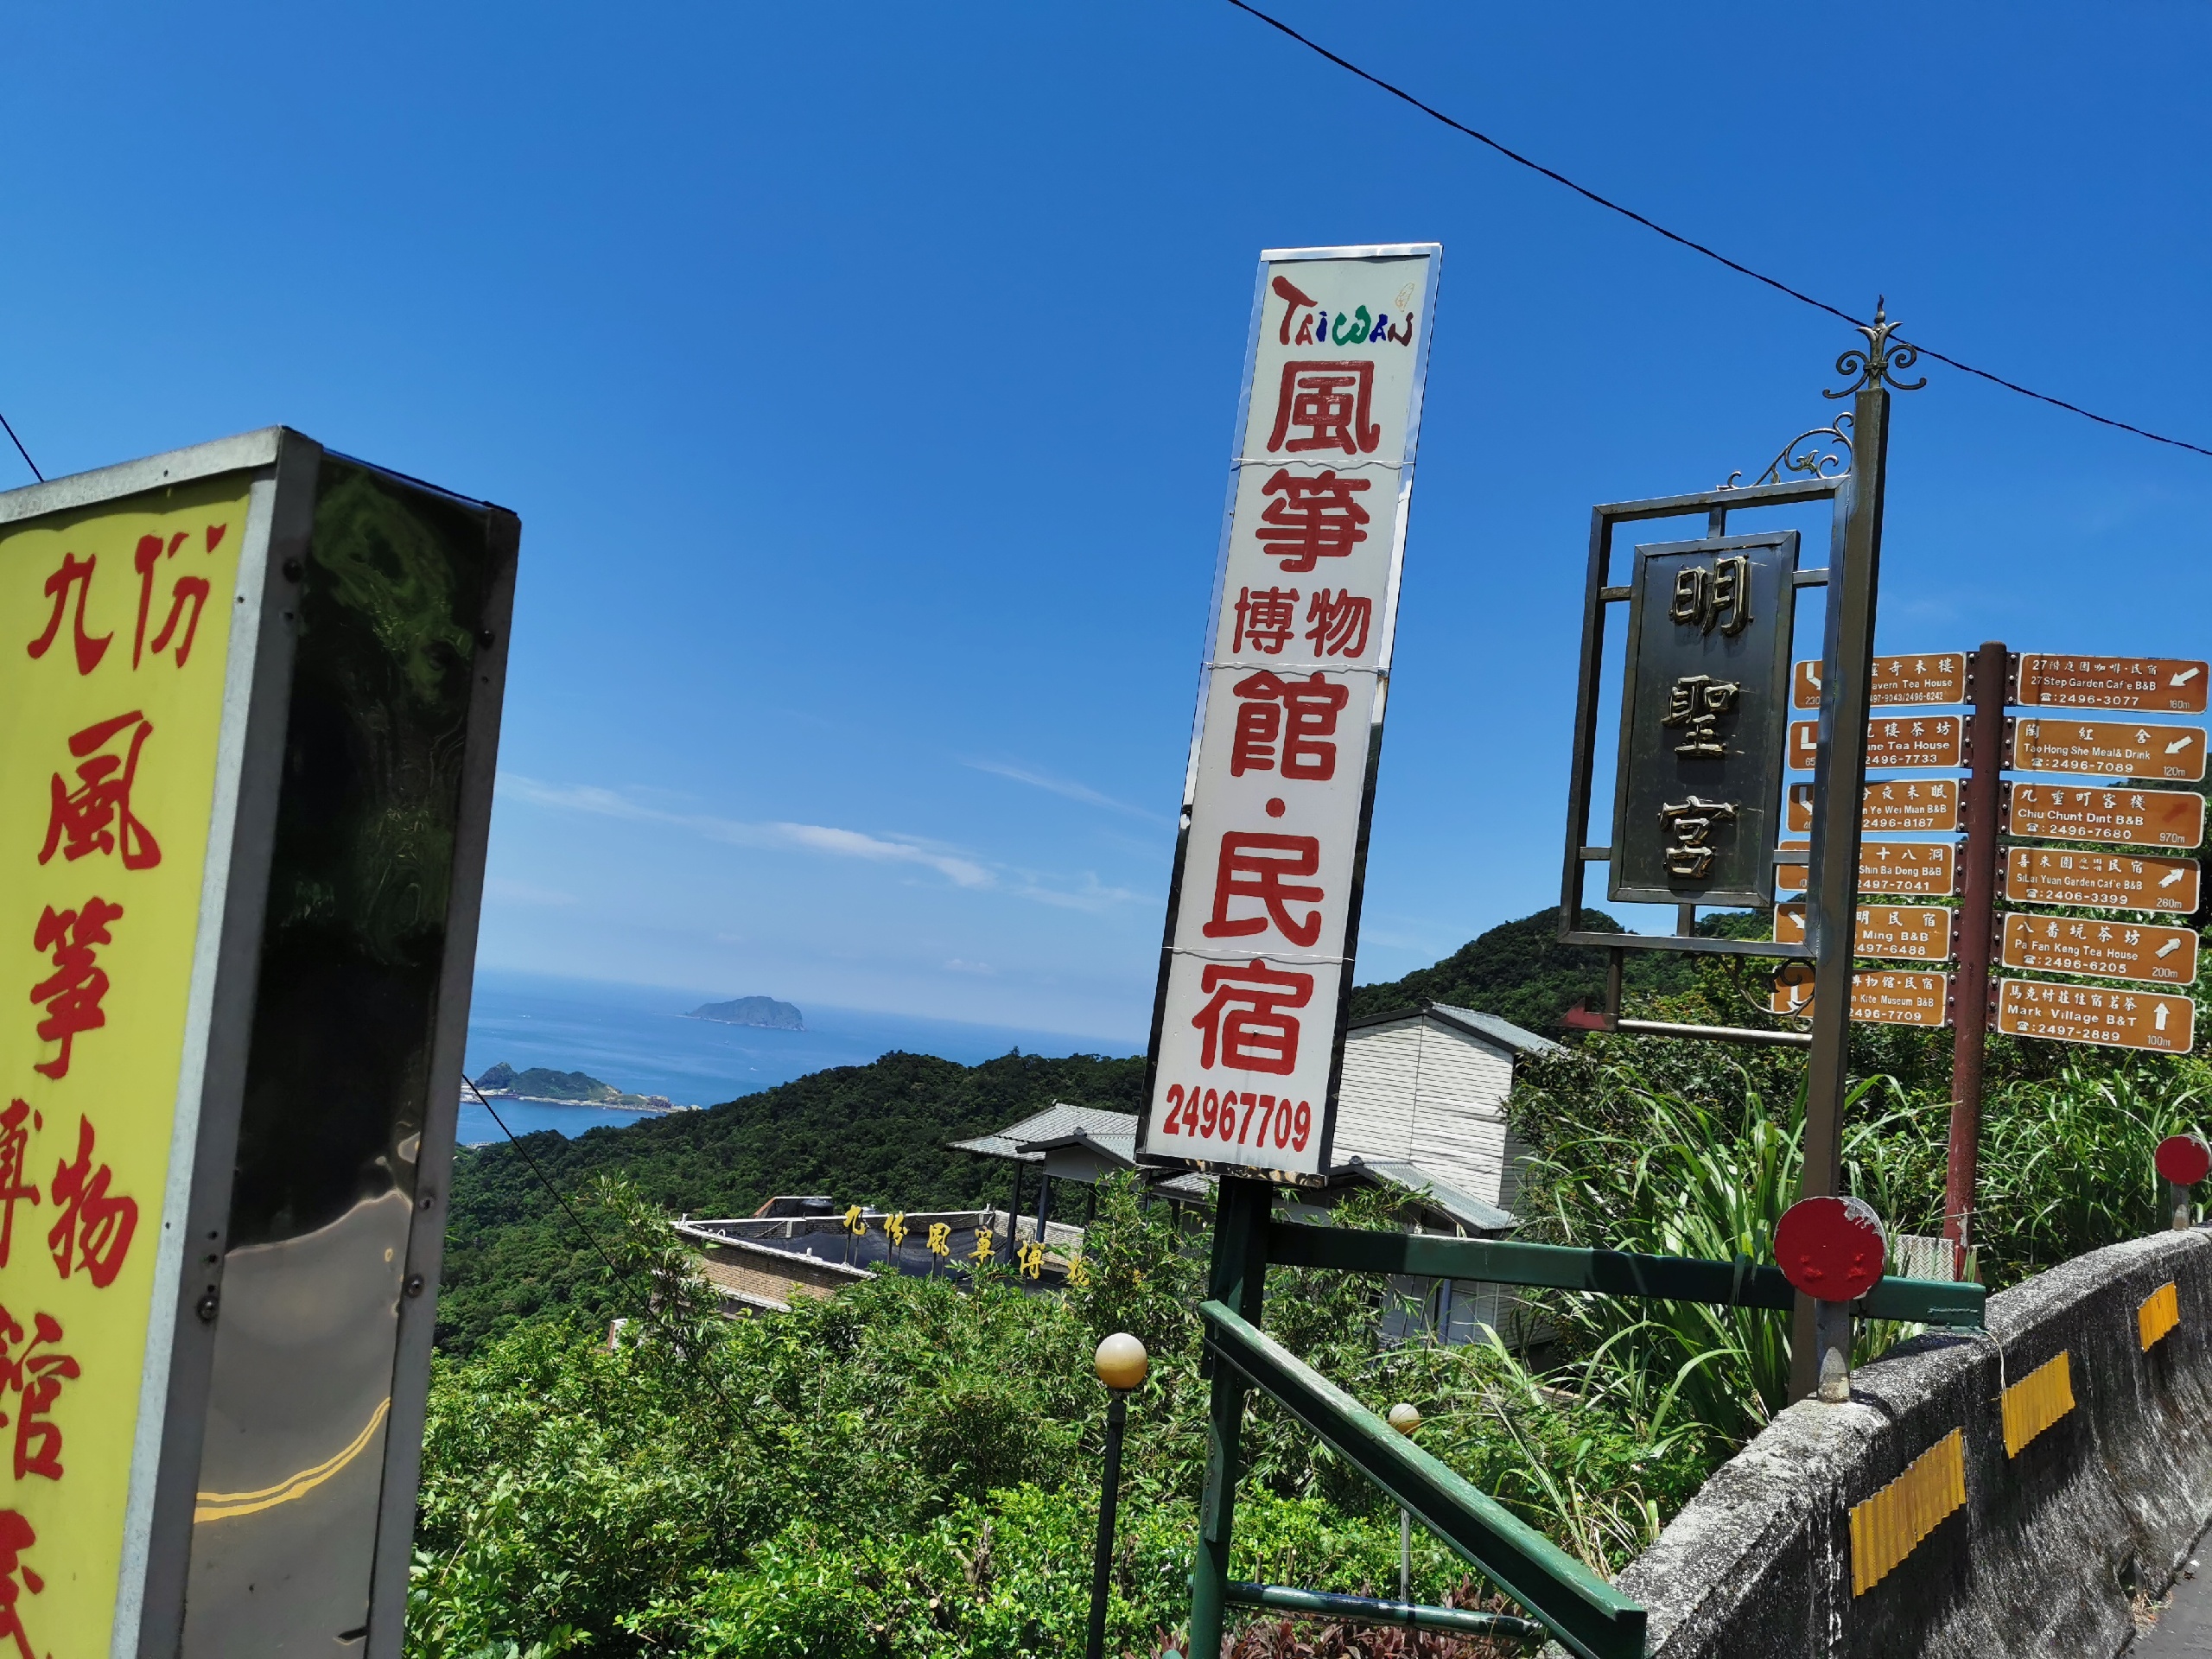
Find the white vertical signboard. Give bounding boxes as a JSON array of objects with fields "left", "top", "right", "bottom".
[{"left": 1135, "top": 244, "right": 1440, "bottom": 1181}]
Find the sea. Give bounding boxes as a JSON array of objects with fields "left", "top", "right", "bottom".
[{"left": 457, "top": 969, "right": 1144, "bottom": 1147}]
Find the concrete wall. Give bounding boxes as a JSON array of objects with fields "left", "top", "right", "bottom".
[{"left": 1592, "top": 1229, "right": 2212, "bottom": 1659}]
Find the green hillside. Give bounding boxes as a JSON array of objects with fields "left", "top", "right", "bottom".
[
  {"left": 439, "top": 905, "right": 1768, "bottom": 1352},
  {"left": 1346, "top": 905, "right": 1763, "bottom": 1031},
  {"left": 438, "top": 1047, "right": 1142, "bottom": 1353}
]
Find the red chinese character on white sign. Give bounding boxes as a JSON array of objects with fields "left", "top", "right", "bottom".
[
  {"left": 1255, "top": 470, "right": 1370, "bottom": 572},
  {"left": 1202, "top": 832, "right": 1325, "bottom": 947},
  {"left": 1190, "top": 960, "right": 1313, "bottom": 1074},
  {"left": 1265, "top": 361, "right": 1379, "bottom": 454},
  {"left": 1230, "top": 671, "right": 1349, "bottom": 780}
]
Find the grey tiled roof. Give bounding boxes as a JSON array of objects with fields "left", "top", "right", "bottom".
[
  {"left": 948, "top": 1102, "right": 1139, "bottom": 1161},
  {"left": 950, "top": 1103, "right": 1211, "bottom": 1199}
]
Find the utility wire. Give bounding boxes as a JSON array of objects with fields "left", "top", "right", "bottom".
[
  {"left": 1222, "top": 0, "right": 2212, "bottom": 462},
  {"left": 462, "top": 1073, "right": 729, "bottom": 1365},
  {"left": 1, "top": 410, "right": 39, "bottom": 481}
]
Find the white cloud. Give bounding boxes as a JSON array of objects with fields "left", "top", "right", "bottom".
[
  {"left": 497, "top": 772, "right": 1109, "bottom": 902},
  {"left": 963, "top": 759, "right": 1169, "bottom": 824}
]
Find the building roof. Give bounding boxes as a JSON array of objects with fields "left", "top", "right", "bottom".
[
  {"left": 1345, "top": 1000, "right": 1566, "bottom": 1059},
  {"left": 949, "top": 1102, "right": 1140, "bottom": 1163},
  {"left": 950, "top": 1103, "right": 1211, "bottom": 1199},
  {"left": 950, "top": 1099, "right": 1510, "bottom": 1219},
  {"left": 1333, "top": 1156, "right": 1516, "bottom": 1232}
]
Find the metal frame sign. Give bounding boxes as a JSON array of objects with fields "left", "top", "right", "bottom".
[
  {"left": 1609, "top": 533, "right": 1797, "bottom": 908},
  {"left": 0, "top": 431, "right": 515, "bottom": 1657},
  {"left": 1137, "top": 245, "right": 1440, "bottom": 1183}
]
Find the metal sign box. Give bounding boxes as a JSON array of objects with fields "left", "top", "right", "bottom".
[{"left": 0, "top": 429, "right": 515, "bottom": 1658}]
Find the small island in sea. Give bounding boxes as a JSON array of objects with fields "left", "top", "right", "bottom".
[
  {"left": 472, "top": 1061, "right": 685, "bottom": 1113},
  {"left": 688, "top": 995, "right": 805, "bottom": 1032}
]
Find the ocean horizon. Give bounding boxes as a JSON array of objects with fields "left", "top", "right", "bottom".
[{"left": 457, "top": 968, "right": 1145, "bottom": 1147}]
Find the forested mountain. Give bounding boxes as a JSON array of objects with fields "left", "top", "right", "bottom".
[
  {"left": 1344, "top": 905, "right": 1760, "bottom": 1029},
  {"left": 439, "top": 1048, "right": 1141, "bottom": 1351},
  {"left": 440, "top": 905, "right": 1764, "bottom": 1351}
]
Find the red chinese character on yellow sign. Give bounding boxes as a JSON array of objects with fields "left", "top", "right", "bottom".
[
  {"left": 0, "top": 1307, "right": 77, "bottom": 1483},
  {"left": 1190, "top": 960, "right": 1313, "bottom": 1074},
  {"left": 41, "top": 711, "right": 162, "bottom": 870},
  {"left": 24, "top": 554, "right": 111, "bottom": 677},
  {"left": 131, "top": 526, "right": 226, "bottom": 670},
  {"left": 48, "top": 1116, "right": 138, "bottom": 1288},
  {"left": 0, "top": 1509, "right": 42, "bottom": 1659},
  {"left": 0, "top": 1104, "right": 35, "bottom": 1271},
  {"left": 29, "top": 902, "right": 124, "bottom": 1083}
]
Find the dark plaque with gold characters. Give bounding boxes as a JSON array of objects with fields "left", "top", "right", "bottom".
[{"left": 1610, "top": 532, "right": 1797, "bottom": 906}]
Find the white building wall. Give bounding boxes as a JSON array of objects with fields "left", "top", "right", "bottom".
[{"left": 1332, "top": 1015, "right": 1522, "bottom": 1211}]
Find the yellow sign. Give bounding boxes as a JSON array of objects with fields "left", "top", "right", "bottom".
[{"left": 1, "top": 476, "right": 251, "bottom": 1656}]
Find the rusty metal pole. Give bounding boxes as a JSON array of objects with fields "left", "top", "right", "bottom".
[
  {"left": 1789, "top": 313, "right": 1910, "bottom": 1402},
  {"left": 1942, "top": 640, "right": 2008, "bottom": 1274}
]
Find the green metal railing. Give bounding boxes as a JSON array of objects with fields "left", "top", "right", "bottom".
[
  {"left": 1265, "top": 1218, "right": 1989, "bottom": 1329},
  {"left": 1183, "top": 1181, "right": 1987, "bottom": 1659}
]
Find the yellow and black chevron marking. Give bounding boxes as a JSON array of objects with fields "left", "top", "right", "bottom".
[
  {"left": 2139, "top": 1281, "right": 2181, "bottom": 1351},
  {"left": 2001, "top": 1351, "right": 2075, "bottom": 1457},
  {"left": 1850, "top": 1428, "right": 1966, "bottom": 1597}
]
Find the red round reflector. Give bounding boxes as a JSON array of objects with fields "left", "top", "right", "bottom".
[
  {"left": 1774, "top": 1195, "right": 1887, "bottom": 1302},
  {"left": 2157, "top": 1134, "right": 2211, "bottom": 1187}
]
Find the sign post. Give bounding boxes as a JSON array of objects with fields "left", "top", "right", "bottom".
[
  {"left": 2155, "top": 1135, "right": 2209, "bottom": 1232},
  {"left": 0, "top": 430, "right": 515, "bottom": 1658},
  {"left": 1790, "top": 310, "right": 1916, "bottom": 1402},
  {"left": 1942, "top": 641, "right": 2008, "bottom": 1261},
  {"left": 1776, "top": 1196, "right": 1888, "bottom": 1403}
]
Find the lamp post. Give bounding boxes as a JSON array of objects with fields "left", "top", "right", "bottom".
[
  {"left": 1086, "top": 1332, "right": 1150, "bottom": 1659},
  {"left": 1386, "top": 1402, "right": 1421, "bottom": 1602}
]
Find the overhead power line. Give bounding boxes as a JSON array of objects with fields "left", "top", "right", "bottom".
[
  {"left": 1, "top": 410, "right": 38, "bottom": 480},
  {"left": 1223, "top": 0, "right": 2212, "bottom": 462}
]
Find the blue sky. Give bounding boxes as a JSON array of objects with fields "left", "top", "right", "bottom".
[{"left": 5, "top": 3, "right": 2210, "bottom": 1041}]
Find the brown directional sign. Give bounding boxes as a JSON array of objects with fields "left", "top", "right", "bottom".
[
  {"left": 1999, "top": 913, "right": 2200, "bottom": 988},
  {"left": 2008, "top": 716, "right": 2207, "bottom": 783},
  {"left": 2015, "top": 654, "right": 2209, "bottom": 715},
  {"left": 1790, "top": 715, "right": 1964, "bottom": 772},
  {"left": 1768, "top": 968, "right": 1950, "bottom": 1027},
  {"left": 2004, "top": 846, "right": 2201, "bottom": 914},
  {"left": 1790, "top": 779, "right": 1961, "bottom": 835},
  {"left": 1793, "top": 652, "right": 1967, "bottom": 710},
  {"left": 2002, "top": 781, "right": 2205, "bottom": 850},
  {"left": 1858, "top": 840, "right": 1957, "bottom": 896},
  {"left": 1773, "top": 840, "right": 1955, "bottom": 896},
  {"left": 1776, "top": 902, "right": 1955, "bottom": 962},
  {"left": 1995, "top": 978, "right": 2195, "bottom": 1054}
]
